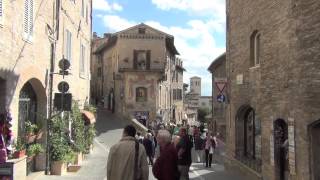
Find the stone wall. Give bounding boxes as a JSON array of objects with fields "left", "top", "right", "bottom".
[{"left": 226, "top": 0, "right": 320, "bottom": 179}]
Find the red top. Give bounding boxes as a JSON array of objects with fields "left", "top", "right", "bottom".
[{"left": 152, "top": 143, "right": 179, "bottom": 180}]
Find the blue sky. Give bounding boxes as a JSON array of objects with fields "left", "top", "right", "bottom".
[{"left": 92, "top": 0, "right": 226, "bottom": 96}]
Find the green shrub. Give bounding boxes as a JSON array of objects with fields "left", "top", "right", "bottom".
[
  {"left": 27, "top": 143, "right": 44, "bottom": 157},
  {"left": 25, "top": 121, "right": 38, "bottom": 134},
  {"left": 84, "top": 124, "right": 96, "bottom": 153},
  {"left": 14, "top": 137, "right": 26, "bottom": 151},
  {"left": 70, "top": 101, "right": 86, "bottom": 153}
]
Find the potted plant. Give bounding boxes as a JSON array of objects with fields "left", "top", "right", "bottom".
[
  {"left": 71, "top": 102, "right": 86, "bottom": 164},
  {"left": 26, "top": 143, "right": 44, "bottom": 162},
  {"left": 13, "top": 138, "right": 26, "bottom": 159},
  {"left": 25, "top": 121, "right": 38, "bottom": 143},
  {"left": 50, "top": 116, "right": 73, "bottom": 175},
  {"left": 35, "top": 120, "right": 44, "bottom": 140}
]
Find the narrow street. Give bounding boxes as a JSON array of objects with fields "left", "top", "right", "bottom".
[{"left": 33, "top": 108, "right": 246, "bottom": 180}]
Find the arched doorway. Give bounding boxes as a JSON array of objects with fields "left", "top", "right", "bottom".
[
  {"left": 235, "top": 105, "right": 261, "bottom": 172},
  {"left": 309, "top": 119, "right": 320, "bottom": 180},
  {"left": 18, "top": 79, "right": 47, "bottom": 173},
  {"left": 274, "top": 119, "right": 288, "bottom": 180}
]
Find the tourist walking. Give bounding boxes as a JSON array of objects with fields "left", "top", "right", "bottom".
[
  {"left": 194, "top": 133, "right": 203, "bottom": 163},
  {"left": 143, "top": 133, "right": 154, "bottom": 165},
  {"left": 107, "top": 125, "right": 149, "bottom": 180},
  {"left": 153, "top": 129, "right": 180, "bottom": 180},
  {"left": 176, "top": 128, "right": 193, "bottom": 180},
  {"left": 204, "top": 133, "right": 216, "bottom": 168}
]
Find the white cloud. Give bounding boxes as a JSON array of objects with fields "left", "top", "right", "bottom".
[
  {"left": 98, "top": 15, "right": 225, "bottom": 95},
  {"left": 93, "top": 0, "right": 123, "bottom": 12},
  {"left": 151, "top": 0, "right": 226, "bottom": 20}
]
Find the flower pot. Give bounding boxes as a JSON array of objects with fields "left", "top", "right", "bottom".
[
  {"left": 51, "top": 161, "right": 66, "bottom": 175},
  {"left": 25, "top": 134, "right": 36, "bottom": 144},
  {"left": 13, "top": 149, "right": 26, "bottom": 159},
  {"left": 74, "top": 152, "right": 83, "bottom": 165}
]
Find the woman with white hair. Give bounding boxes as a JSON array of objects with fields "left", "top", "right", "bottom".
[{"left": 152, "top": 130, "right": 180, "bottom": 180}]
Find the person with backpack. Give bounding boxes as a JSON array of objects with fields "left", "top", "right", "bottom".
[
  {"left": 107, "top": 125, "right": 149, "bottom": 180},
  {"left": 152, "top": 129, "right": 180, "bottom": 180}
]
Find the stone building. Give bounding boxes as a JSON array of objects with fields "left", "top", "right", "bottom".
[
  {"left": 158, "top": 57, "right": 185, "bottom": 125},
  {"left": 184, "top": 77, "right": 201, "bottom": 126},
  {"left": 225, "top": 0, "right": 320, "bottom": 180},
  {"left": 91, "top": 23, "right": 180, "bottom": 128},
  {"left": 208, "top": 53, "right": 226, "bottom": 140},
  {"left": 0, "top": 0, "right": 92, "bottom": 175}
]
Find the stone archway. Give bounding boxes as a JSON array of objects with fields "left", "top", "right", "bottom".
[
  {"left": 309, "top": 119, "right": 320, "bottom": 180},
  {"left": 18, "top": 78, "right": 47, "bottom": 173},
  {"left": 235, "top": 105, "right": 261, "bottom": 172},
  {"left": 274, "top": 119, "right": 288, "bottom": 180}
]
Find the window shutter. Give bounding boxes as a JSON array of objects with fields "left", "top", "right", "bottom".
[
  {"left": 68, "top": 31, "right": 72, "bottom": 62},
  {"left": 133, "top": 50, "right": 137, "bottom": 69},
  {"left": 0, "top": 0, "right": 3, "bottom": 21},
  {"left": 81, "top": 0, "right": 84, "bottom": 17},
  {"left": 146, "top": 50, "right": 151, "bottom": 70},
  {"left": 24, "top": 0, "right": 29, "bottom": 35},
  {"left": 29, "top": 0, "right": 33, "bottom": 36}
]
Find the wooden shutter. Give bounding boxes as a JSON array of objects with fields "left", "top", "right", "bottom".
[
  {"left": 133, "top": 50, "right": 137, "bottom": 69},
  {"left": 146, "top": 50, "right": 151, "bottom": 70},
  {"left": 23, "top": 0, "right": 29, "bottom": 35},
  {"left": 29, "top": 0, "right": 33, "bottom": 35}
]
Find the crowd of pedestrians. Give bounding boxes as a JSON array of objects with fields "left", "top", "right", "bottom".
[{"left": 107, "top": 124, "right": 222, "bottom": 180}]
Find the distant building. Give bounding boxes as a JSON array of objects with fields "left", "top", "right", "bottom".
[
  {"left": 208, "top": 53, "right": 226, "bottom": 140},
  {"left": 184, "top": 76, "right": 211, "bottom": 126},
  {"left": 91, "top": 23, "right": 181, "bottom": 128},
  {"left": 190, "top": 76, "right": 201, "bottom": 95}
]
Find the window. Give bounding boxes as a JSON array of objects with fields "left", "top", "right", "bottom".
[
  {"left": 65, "top": 29, "right": 72, "bottom": 63},
  {"left": 80, "top": 44, "right": 85, "bottom": 75},
  {"left": 85, "top": 5, "right": 88, "bottom": 24},
  {"left": 133, "top": 50, "right": 150, "bottom": 70},
  {"left": 138, "top": 28, "right": 146, "bottom": 34},
  {"left": 81, "top": 0, "right": 85, "bottom": 17},
  {"left": 23, "top": 0, "right": 34, "bottom": 41},
  {"left": 136, "top": 87, "right": 147, "bottom": 102},
  {"left": 250, "top": 31, "right": 260, "bottom": 67},
  {"left": 97, "top": 67, "right": 102, "bottom": 77},
  {"left": 0, "top": 0, "right": 3, "bottom": 25}
]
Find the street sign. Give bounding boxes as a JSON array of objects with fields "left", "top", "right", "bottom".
[
  {"left": 58, "top": 81, "right": 69, "bottom": 93},
  {"left": 58, "top": 58, "right": 70, "bottom": 70},
  {"left": 217, "top": 94, "right": 225, "bottom": 103},
  {"left": 215, "top": 78, "right": 227, "bottom": 93},
  {"left": 54, "top": 93, "right": 72, "bottom": 111}
]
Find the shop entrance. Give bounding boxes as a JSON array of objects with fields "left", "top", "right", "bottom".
[{"left": 274, "top": 119, "right": 288, "bottom": 180}]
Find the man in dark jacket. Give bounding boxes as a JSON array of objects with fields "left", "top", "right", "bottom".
[
  {"left": 153, "top": 130, "right": 179, "bottom": 180},
  {"left": 143, "top": 133, "right": 154, "bottom": 165},
  {"left": 176, "top": 128, "right": 193, "bottom": 180}
]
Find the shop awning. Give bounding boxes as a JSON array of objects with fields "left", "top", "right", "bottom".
[{"left": 81, "top": 110, "right": 96, "bottom": 125}]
